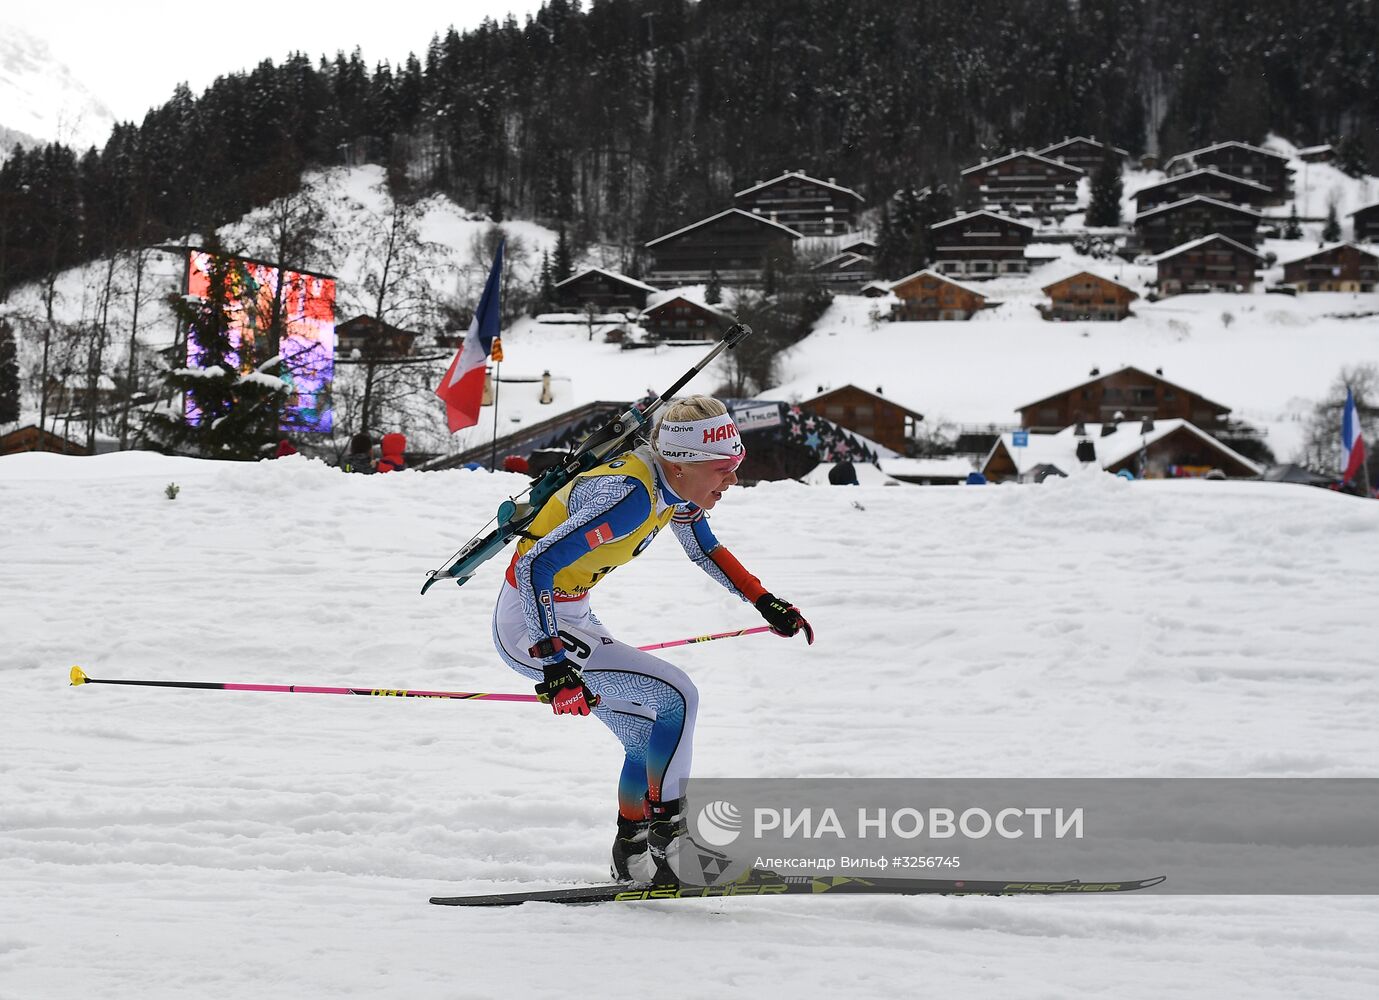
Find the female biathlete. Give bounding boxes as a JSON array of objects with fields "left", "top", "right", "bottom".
[{"left": 491, "top": 395, "right": 813, "bottom": 885}]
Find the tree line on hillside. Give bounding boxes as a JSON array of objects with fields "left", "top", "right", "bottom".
[{"left": 3, "top": 0, "right": 1377, "bottom": 302}]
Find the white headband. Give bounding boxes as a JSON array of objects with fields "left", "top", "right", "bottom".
[{"left": 654, "top": 413, "right": 745, "bottom": 463}]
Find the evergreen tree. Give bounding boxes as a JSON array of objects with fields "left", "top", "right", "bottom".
[
  {"left": 145, "top": 247, "right": 284, "bottom": 459},
  {"left": 1085, "top": 147, "right": 1124, "bottom": 227},
  {"left": 553, "top": 226, "right": 574, "bottom": 281},
  {"left": 1283, "top": 204, "right": 1302, "bottom": 239},
  {"left": 1334, "top": 133, "right": 1371, "bottom": 180},
  {"left": 1323, "top": 203, "right": 1341, "bottom": 243},
  {"left": 539, "top": 250, "right": 556, "bottom": 308},
  {"left": 705, "top": 268, "right": 722, "bottom": 304},
  {"left": 0, "top": 320, "right": 19, "bottom": 425}
]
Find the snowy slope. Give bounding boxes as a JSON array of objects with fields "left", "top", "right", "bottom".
[
  {"left": 2, "top": 453, "right": 1377, "bottom": 998},
  {"left": 0, "top": 19, "right": 118, "bottom": 150}
]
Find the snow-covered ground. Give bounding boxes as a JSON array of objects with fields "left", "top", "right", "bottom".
[{"left": 2, "top": 451, "right": 1377, "bottom": 998}]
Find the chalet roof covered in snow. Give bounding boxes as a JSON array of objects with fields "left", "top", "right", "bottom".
[
  {"left": 929, "top": 209, "right": 1037, "bottom": 232},
  {"left": 553, "top": 267, "right": 660, "bottom": 294},
  {"left": 889, "top": 267, "right": 991, "bottom": 299},
  {"left": 1164, "top": 140, "right": 1292, "bottom": 171},
  {"left": 644, "top": 208, "right": 803, "bottom": 247},
  {"left": 1147, "top": 233, "right": 1265, "bottom": 263},
  {"left": 1132, "top": 167, "right": 1274, "bottom": 200},
  {"left": 984, "top": 418, "right": 1261, "bottom": 477},
  {"left": 1037, "top": 135, "right": 1130, "bottom": 158},
  {"left": 959, "top": 149, "right": 1085, "bottom": 176},
  {"left": 1134, "top": 194, "right": 1264, "bottom": 223},
  {"left": 1014, "top": 365, "right": 1230, "bottom": 414},
  {"left": 1277, "top": 241, "right": 1379, "bottom": 268},
  {"left": 734, "top": 170, "right": 864, "bottom": 201}
]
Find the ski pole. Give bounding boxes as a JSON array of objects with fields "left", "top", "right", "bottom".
[
  {"left": 635, "top": 625, "right": 772, "bottom": 651},
  {"left": 68, "top": 625, "right": 774, "bottom": 704}
]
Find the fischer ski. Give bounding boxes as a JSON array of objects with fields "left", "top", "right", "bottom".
[
  {"left": 420, "top": 322, "right": 753, "bottom": 595},
  {"left": 429, "top": 874, "right": 1166, "bottom": 907}
]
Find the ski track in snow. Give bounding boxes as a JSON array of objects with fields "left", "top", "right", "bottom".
[{"left": 2, "top": 453, "right": 1377, "bottom": 998}]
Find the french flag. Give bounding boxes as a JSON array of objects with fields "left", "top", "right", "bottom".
[
  {"left": 1341, "top": 387, "right": 1366, "bottom": 485},
  {"left": 436, "top": 241, "right": 504, "bottom": 433}
]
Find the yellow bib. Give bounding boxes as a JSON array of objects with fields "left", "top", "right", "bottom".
[{"left": 513, "top": 446, "right": 676, "bottom": 597}]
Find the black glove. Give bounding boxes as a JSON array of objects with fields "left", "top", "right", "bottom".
[
  {"left": 755, "top": 593, "right": 815, "bottom": 644},
  {"left": 534, "top": 659, "right": 599, "bottom": 716}
]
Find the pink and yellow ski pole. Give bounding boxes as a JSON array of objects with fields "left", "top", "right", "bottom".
[{"left": 68, "top": 626, "right": 774, "bottom": 704}]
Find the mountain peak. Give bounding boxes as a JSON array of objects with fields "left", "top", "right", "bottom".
[{"left": 0, "top": 20, "right": 119, "bottom": 150}]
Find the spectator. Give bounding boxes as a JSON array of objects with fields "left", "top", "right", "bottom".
[
  {"left": 274, "top": 438, "right": 298, "bottom": 458},
  {"left": 376, "top": 432, "right": 407, "bottom": 473},
  {"left": 341, "top": 432, "right": 375, "bottom": 474},
  {"left": 503, "top": 454, "right": 530, "bottom": 475},
  {"left": 827, "top": 459, "right": 858, "bottom": 485}
]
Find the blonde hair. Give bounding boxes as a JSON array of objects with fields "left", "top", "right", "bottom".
[{"left": 652, "top": 394, "right": 727, "bottom": 451}]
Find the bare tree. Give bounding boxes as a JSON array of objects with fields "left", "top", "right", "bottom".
[
  {"left": 338, "top": 186, "right": 450, "bottom": 437},
  {"left": 1299, "top": 364, "right": 1379, "bottom": 476}
]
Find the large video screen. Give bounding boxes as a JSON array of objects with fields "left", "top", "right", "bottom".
[{"left": 186, "top": 250, "right": 335, "bottom": 432}]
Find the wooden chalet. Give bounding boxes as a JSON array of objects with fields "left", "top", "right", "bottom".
[
  {"left": 1015, "top": 365, "right": 1231, "bottom": 431},
  {"left": 1134, "top": 195, "right": 1262, "bottom": 254},
  {"left": 1351, "top": 202, "right": 1379, "bottom": 244},
  {"left": 982, "top": 419, "right": 1260, "bottom": 482},
  {"left": 0, "top": 424, "right": 91, "bottom": 456},
  {"left": 1037, "top": 136, "right": 1129, "bottom": 174},
  {"left": 554, "top": 268, "right": 658, "bottom": 311},
  {"left": 810, "top": 251, "right": 876, "bottom": 291},
  {"left": 1131, "top": 168, "right": 1275, "bottom": 212},
  {"left": 640, "top": 295, "right": 735, "bottom": 341},
  {"left": 1040, "top": 271, "right": 1138, "bottom": 321},
  {"left": 1163, "top": 141, "right": 1292, "bottom": 202},
  {"left": 1149, "top": 234, "right": 1263, "bottom": 295},
  {"left": 840, "top": 237, "right": 877, "bottom": 256},
  {"left": 960, "top": 150, "right": 1083, "bottom": 217},
  {"left": 335, "top": 315, "right": 417, "bottom": 358},
  {"left": 888, "top": 269, "right": 989, "bottom": 321},
  {"left": 802, "top": 385, "right": 923, "bottom": 455},
  {"left": 645, "top": 209, "right": 800, "bottom": 287},
  {"left": 1281, "top": 243, "right": 1379, "bottom": 292},
  {"left": 733, "top": 171, "right": 864, "bottom": 236},
  {"left": 930, "top": 210, "right": 1035, "bottom": 279}
]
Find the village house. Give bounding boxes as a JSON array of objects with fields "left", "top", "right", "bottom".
[
  {"left": 1150, "top": 234, "right": 1264, "bottom": 295},
  {"left": 1015, "top": 366, "right": 1232, "bottom": 431},
  {"left": 1281, "top": 243, "right": 1379, "bottom": 292},
  {"left": 1040, "top": 271, "right": 1138, "bottom": 321},
  {"left": 1350, "top": 202, "right": 1379, "bottom": 244},
  {"left": 644, "top": 209, "right": 801, "bottom": 286},
  {"left": 554, "top": 267, "right": 659, "bottom": 312},
  {"left": 334, "top": 315, "right": 418, "bottom": 358},
  {"left": 960, "top": 150, "right": 1084, "bottom": 218},
  {"left": 1131, "top": 168, "right": 1275, "bottom": 213},
  {"left": 733, "top": 171, "right": 865, "bottom": 236},
  {"left": 840, "top": 237, "right": 877, "bottom": 256},
  {"left": 1163, "top": 141, "right": 1293, "bottom": 202},
  {"left": 640, "top": 295, "right": 735, "bottom": 341},
  {"left": 981, "top": 419, "right": 1260, "bottom": 482},
  {"left": 888, "top": 268, "right": 990, "bottom": 320},
  {"left": 1037, "top": 136, "right": 1129, "bottom": 174},
  {"left": 0, "top": 424, "right": 92, "bottom": 456},
  {"left": 801, "top": 385, "right": 923, "bottom": 455},
  {"left": 930, "top": 210, "right": 1035, "bottom": 279},
  {"left": 1134, "top": 195, "right": 1262, "bottom": 254},
  {"left": 810, "top": 251, "right": 876, "bottom": 291}
]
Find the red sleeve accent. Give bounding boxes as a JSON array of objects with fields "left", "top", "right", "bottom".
[{"left": 708, "top": 545, "right": 767, "bottom": 603}]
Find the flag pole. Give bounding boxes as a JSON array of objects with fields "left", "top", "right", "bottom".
[{"left": 490, "top": 360, "right": 501, "bottom": 472}]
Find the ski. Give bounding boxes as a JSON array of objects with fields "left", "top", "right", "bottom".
[{"left": 429, "top": 874, "right": 1166, "bottom": 907}]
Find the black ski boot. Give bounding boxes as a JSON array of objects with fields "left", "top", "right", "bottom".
[
  {"left": 646, "top": 797, "right": 686, "bottom": 885},
  {"left": 610, "top": 813, "right": 649, "bottom": 883}
]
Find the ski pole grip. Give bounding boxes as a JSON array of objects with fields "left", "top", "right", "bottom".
[{"left": 724, "top": 323, "right": 752, "bottom": 347}]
